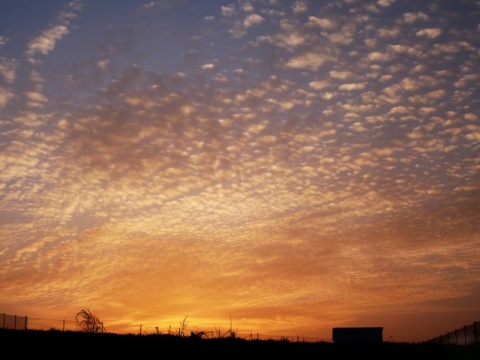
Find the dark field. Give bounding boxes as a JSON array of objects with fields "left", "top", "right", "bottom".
[{"left": 2, "top": 328, "right": 479, "bottom": 359}]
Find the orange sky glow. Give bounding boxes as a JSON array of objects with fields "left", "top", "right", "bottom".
[{"left": 0, "top": 0, "right": 479, "bottom": 343}]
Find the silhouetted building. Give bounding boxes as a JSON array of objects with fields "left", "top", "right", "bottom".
[{"left": 332, "top": 327, "right": 383, "bottom": 343}]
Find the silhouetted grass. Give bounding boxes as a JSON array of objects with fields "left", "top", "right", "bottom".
[{"left": 1, "top": 328, "right": 479, "bottom": 359}]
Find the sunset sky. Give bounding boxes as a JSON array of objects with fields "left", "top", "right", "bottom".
[{"left": 1, "top": 0, "right": 479, "bottom": 343}]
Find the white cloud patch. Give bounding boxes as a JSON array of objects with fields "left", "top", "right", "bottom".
[
  {"left": 140, "top": 2, "right": 160, "bottom": 10},
  {"left": 307, "top": 16, "right": 336, "bottom": 30},
  {"left": 402, "top": 12, "right": 430, "bottom": 23},
  {"left": 389, "top": 106, "right": 410, "bottom": 115},
  {"left": 329, "top": 71, "right": 355, "bottom": 80},
  {"left": 244, "top": 14, "right": 264, "bottom": 28},
  {"left": 286, "top": 52, "right": 328, "bottom": 70},
  {"left": 272, "top": 32, "right": 306, "bottom": 49},
  {"left": 292, "top": 1, "right": 307, "bottom": 14},
  {"left": 309, "top": 80, "right": 329, "bottom": 90},
  {"left": 389, "top": 44, "right": 420, "bottom": 56},
  {"left": 25, "top": 91, "right": 48, "bottom": 103},
  {"left": 0, "top": 58, "right": 16, "bottom": 83},
  {"left": 416, "top": 28, "right": 443, "bottom": 39},
  {"left": 464, "top": 125, "right": 480, "bottom": 141},
  {"left": 201, "top": 63, "right": 215, "bottom": 70},
  {"left": 97, "top": 60, "right": 110, "bottom": 70},
  {"left": 376, "top": 27, "right": 401, "bottom": 39},
  {"left": 241, "top": 2, "right": 254, "bottom": 12},
  {"left": 377, "top": 0, "right": 396, "bottom": 6},
  {"left": 0, "top": 86, "right": 14, "bottom": 108},
  {"left": 339, "top": 83, "right": 366, "bottom": 91},
  {"left": 26, "top": 25, "right": 69, "bottom": 57},
  {"left": 0, "top": 36, "right": 9, "bottom": 46},
  {"left": 368, "top": 51, "right": 390, "bottom": 61},
  {"left": 425, "top": 89, "right": 446, "bottom": 99},
  {"left": 464, "top": 113, "right": 477, "bottom": 121},
  {"left": 221, "top": 4, "right": 236, "bottom": 17}
]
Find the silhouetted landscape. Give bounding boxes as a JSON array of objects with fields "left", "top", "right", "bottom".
[{"left": 2, "top": 328, "right": 479, "bottom": 359}]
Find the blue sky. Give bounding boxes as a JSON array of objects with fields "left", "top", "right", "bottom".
[{"left": 0, "top": 0, "right": 479, "bottom": 342}]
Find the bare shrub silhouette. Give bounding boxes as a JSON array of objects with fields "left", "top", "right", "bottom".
[
  {"left": 168, "top": 315, "right": 189, "bottom": 337},
  {"left": 190, "top": 330, "right": 213, "bottom": 339},
  {"left": 213, "top": 314, "right": 237, "bottom": 338},
  {"left": 76, "top": 308, "right": 104, "bottom": 333}
]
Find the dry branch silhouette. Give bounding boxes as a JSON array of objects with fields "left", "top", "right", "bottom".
[{"left": 76, "top": 308, "right": 104, "bottom": 333}]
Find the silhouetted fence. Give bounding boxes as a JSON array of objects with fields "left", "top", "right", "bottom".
[
  {"left": 1, "top": 313, "right": 78, "bottom": 331},
  {"left": 0, "top": 312, "right": 327, "bottom": 342},
  {"left": 1, "top": 313, "right": 28, "bottom": 330},
  {"left": 425, "top": 321, "right": 479, "bottom": 345}
]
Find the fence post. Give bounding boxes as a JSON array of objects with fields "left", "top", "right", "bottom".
[{"left": 25, "top": 316, "right": 28, "bottom": 330}]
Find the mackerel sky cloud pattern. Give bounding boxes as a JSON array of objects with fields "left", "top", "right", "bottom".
[{"left": 0, "top": 0, "right": 479, "bottom": 342}]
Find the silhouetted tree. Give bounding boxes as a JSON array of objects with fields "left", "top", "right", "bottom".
[{"left": 76, "top": 308, "right": 104, "bottom": 333}]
